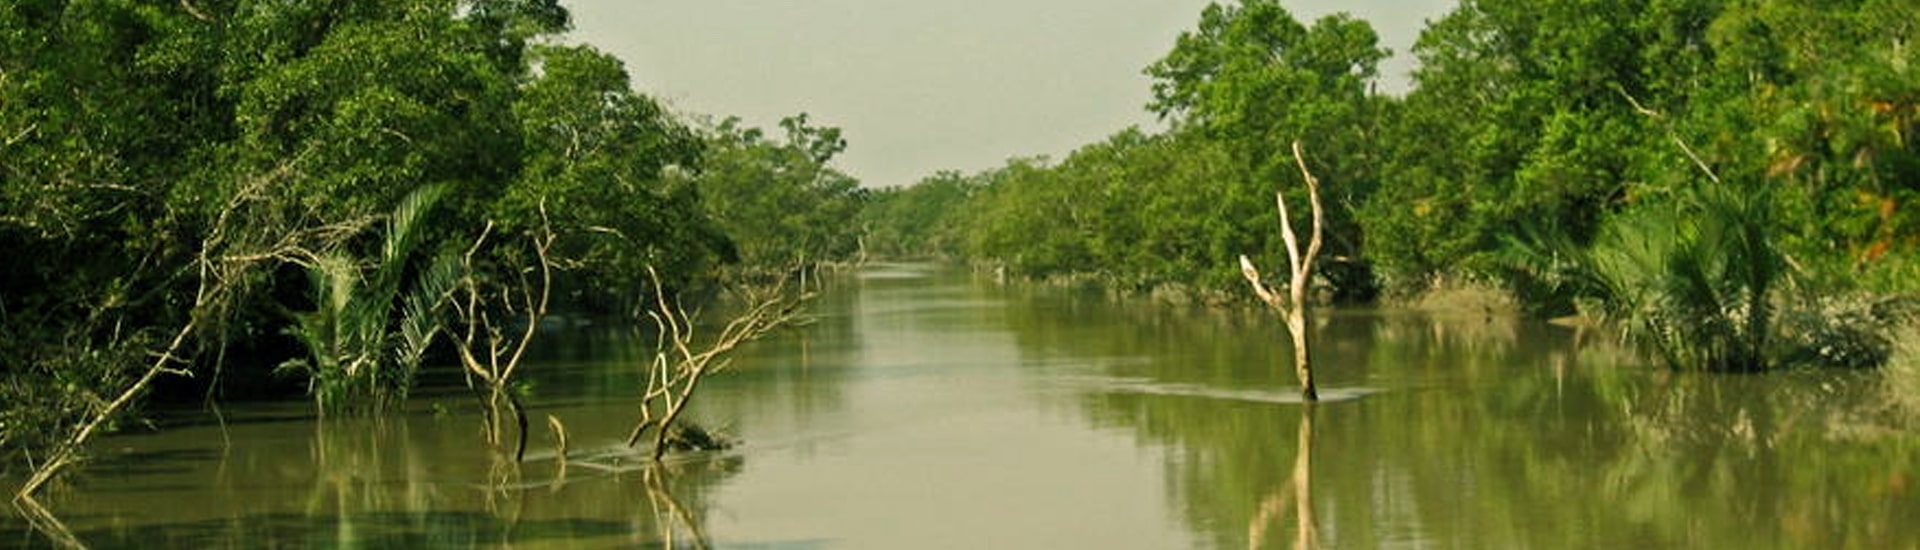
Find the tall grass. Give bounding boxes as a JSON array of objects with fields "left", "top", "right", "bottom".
[
  {"left": 1514, "top": 181, "right": 1784, "bottom": 371},
  {"left": 282, "top": 185, "right": 457, "bottom": 413}
]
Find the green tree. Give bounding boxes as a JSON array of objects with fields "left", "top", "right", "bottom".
[
  {"left": 282, "top": 185, "right": 459, "bottom": 413},
  {"left": 1146, "top": 0, "right": 1389, "bottom": 295},
  {"left": 859, "top": 170, "right": 978, "bottom": 259},
  {"left": 505, "top": 44, "right": 723, "bottom": 312},
  {"left": 1364, "top": 0, "right": 1698, "bottom": 289},
  {"left": 0, "top": 0, "right": 760, "bottom": 485},
  {"left": 695, "top": 114, "right": 866, "bottom": 273},
  {"left": 3, "top": 0, "right": 244, "bottom": 474}
]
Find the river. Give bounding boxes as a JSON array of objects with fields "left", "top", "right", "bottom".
[{"left": 6, "top": 263, "right": 1917, "bottom": 548}]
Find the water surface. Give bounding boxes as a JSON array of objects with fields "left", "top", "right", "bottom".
[{"left": 7, "top": 263, "right": 1917, "bottom": 548}]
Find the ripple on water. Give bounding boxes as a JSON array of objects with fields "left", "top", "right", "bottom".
[
  {"left": 1060, "top": 375, "right": 1379, "bottom": 404},
  {"left": 854, "top": 263, "right": 936, "bottom": 280}
]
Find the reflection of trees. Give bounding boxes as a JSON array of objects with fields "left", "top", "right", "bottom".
[
  {"left": 640, "top": 461, "right": 720, "bottom": 549},
  {"left": 9, "top": 496, "right": 82, "bottom": 550},
  {"left": 1006, "top": 289, "right": 1920, "bottom": 548},
  {"left": 999, "top": 286, "right": 1307, "bottom": 391},
  {"left": 1247, "top": 410, "right": 1317, "bottom": 550},
  {"left": 4, "top": 271, "right": 893, "bottom": 548},
  {"left": 1597, "top": 371, "right": 1920, "bottom": 548},
  {"left": 2, "top": 409, "right": 745, "bottom": 548}
]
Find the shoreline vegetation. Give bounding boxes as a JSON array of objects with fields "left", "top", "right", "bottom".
[
  {"left": 4, "top": 0, "right": 1917, "bottom": 529},
  {"left": 2, "top": 0, "right": 863, "bottom": 502},
  {"left": 863, "top": 0, "right": 1919, "bottom": 369}
]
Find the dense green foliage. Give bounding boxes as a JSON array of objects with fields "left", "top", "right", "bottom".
[
  {"left": 867, "top": 0, "right": 1385, "bottom": 296},
  {"left": 857, "top": 170, "right": 976, "bottom": 260},
  {"left": 7, "top": 0, "right": 1918, "bottom": 489},
  {"left": 864, "top": 0, "right": 1919, "bottom": 369},
  {"left": 692, "top": 114, "right": 867, "bottom": 273},
  {"left": 1, "top": 0, "right": 860, "bottom": 473}
]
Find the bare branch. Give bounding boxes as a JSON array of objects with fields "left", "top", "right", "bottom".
[
  {"left": 178, "top": 0, "right": 213, "bottom": 21},
  {"left": 627, "top": 267, "right": 810, "bottom": 458},
  {"left": 1239, "top": 254, "right": 1282, "bottom": 309},
  {"left": 1290, "top": 141, "right": 1326, "bottom": 304},
  {"left": 1618, "top": 88, "right": 1722, "bottom": 185},
  {"left": 1277, "top": 190, "right": 1302, "bottom": 283},
  {"left": 5, "top": 122, "right": 37, "bottom": 147}
]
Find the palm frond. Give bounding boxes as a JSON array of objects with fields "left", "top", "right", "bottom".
[{"left": 1511, "top": 180, "right": 1786, "bottom": 371}]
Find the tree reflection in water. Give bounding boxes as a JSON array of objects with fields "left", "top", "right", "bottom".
[
  {"left": 1, "top": 407, "right": 747, "bottom": 548},
  {"left": 1248, "top": 409, "right": 1317, "bottom": 550},
  {"left": 1003, "top": 284, "right": 1919, "bottom": 548}
]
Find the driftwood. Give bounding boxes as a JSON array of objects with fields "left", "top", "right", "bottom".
[{"left": 1239, "top": 141, "right": 1326, "bottom": 402}]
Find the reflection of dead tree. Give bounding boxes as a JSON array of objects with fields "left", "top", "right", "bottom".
[
  {"left": 643, "top": 463, "right": 711, "bottom": 550},
  {"left": 1240, "top": 141, "right": 1327, "bottom": 402},
  {"left": 447, "top": 212, "right": 557, "bottom": 463},
  {"left": 546, "top": 414, "right": 570, "bottom": 493},
  {"left": 626, "top": 267, "right": 809, "bottom": 461},
  {"left": 483, "top": 450, "right": 526, "bottom": 527},
  {"left": 10, "top": 497, "right": 82, "bottom": 550},
  {"left": 1248, "top": 411, "right": 1318, "bottom": 550}
]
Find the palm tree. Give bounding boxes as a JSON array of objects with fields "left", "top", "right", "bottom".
[{"left": 283, "top": 184, "right": 457, "bottom": 413}]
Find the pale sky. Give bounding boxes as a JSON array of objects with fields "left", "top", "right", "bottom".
[{"left": 564, "top": 0, "right": 1457, "bottom": 188}]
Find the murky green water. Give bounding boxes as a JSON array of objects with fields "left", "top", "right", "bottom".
[{"left": 7, "top": 263, "right": 1919, "bottom": 548}]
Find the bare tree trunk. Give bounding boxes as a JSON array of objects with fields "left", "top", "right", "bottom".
[
  {"left": 15, "top": 315, "right": 200, "bottom": 501},
  {"left": 1239, "top": 141, "right": 1326, "bottom": 402},
  {"left": 1287, "top": 308, "right": 1316, "bottom": 402}
]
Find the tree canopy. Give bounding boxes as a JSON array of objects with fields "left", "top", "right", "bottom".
[
  {"left": 1, "top": 0, "right": 867, "bottom": 472},
  {"left": 864, "top": 0, "right": 1920, "bottom": 369}
]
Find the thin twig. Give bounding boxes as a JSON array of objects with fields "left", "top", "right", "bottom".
[{"left": 1618, "top": 88, "right": 1722, "bottom": 185}]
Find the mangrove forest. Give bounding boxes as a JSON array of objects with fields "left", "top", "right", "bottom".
[{"left": 5, "top": 0, "right": 1919, "bottom": 547}]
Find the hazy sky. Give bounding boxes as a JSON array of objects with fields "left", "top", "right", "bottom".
[{"left": 565, "top": 0, "right": 1457, "bottom": 188}]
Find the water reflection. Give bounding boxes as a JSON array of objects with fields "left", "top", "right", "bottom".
[
  {"left": 1246, "top": 411, "right": 1317, "bottom": 550},
  {"left": 1007, "top": 286, "right": 1918, "bottom": 548},
  {"left": 7, "top": 265, "right": 1917, "bottom": 548},
  {"left": 4, "top": 404, "right": 745, "bottom": 548}
]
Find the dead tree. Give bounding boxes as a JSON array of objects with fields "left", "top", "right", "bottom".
[
  {"left": 1239, "top": 141, "right": 1326, "bottom": 402},
  {"left": 627, "top": 267, "right": 809, "bottom": 461},
  {"left": 446, "top": 214, "right": 557, "bottom": 463}
]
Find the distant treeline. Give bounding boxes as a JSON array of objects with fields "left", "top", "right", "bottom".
[
  {"left": 861, "top": 0, "right": 1918, "bottom": 371},
  {"left": 866, "top": 0, "right": 1916, "bottom": 296},
  {"left": 1, "top": 0, "right": 864, "bottom": 470}
]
